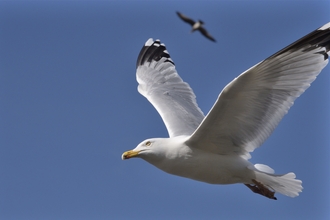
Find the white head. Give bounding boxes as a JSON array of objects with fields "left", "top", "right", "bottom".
[
  {"left": 122, "top": 136, "right": 189, "bottom": 165},
  {"left": 122, "top": 138, "right": 168, "bottom": 163}
]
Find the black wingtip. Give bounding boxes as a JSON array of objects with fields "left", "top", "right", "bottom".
[
  {"left": 136, "top": 38, "right": 175, "bottom": 69},
  {"left": 270, "top": 22, "right": 330, "bottom": 60}
]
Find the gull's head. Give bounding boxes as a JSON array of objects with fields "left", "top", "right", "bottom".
[
  {"left": 122, "top": 138, "right": 163, "bottom": 161},
  {"left": 122, "top": 136, "right": 188, "bottom": 163},
  {"left": 122, "top": 136, "right": 190, "bottom": 172}
]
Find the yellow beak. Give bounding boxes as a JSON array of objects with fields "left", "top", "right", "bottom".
[{"left": 121, "top": 150, "right": 140, "bottom": 160}]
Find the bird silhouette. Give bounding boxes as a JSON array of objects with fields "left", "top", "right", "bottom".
[{"left": 176, "top": 11, "right": 216, "bottom": 42}]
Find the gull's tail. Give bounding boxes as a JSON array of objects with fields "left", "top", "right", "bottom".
[{"left": 250, "top": 164, "right": 303, "bottom": 198}]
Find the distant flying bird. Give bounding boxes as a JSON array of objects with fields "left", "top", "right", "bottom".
[
  {"left": 176, "top": 11, "right": 216, "bottom": 42},
  {"left": 122, "top": 22, "right": 330, "bottom": 199}
]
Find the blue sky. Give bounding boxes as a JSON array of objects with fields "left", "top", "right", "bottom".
[{"left": 1, "top": 0, "right": 329, "bottom": 219}]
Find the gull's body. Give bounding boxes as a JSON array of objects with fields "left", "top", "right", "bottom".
[
  {"left": 138, "top": 136, "right": 254, "bottom": 185},
  {"left": 176, "top": 12, "right": 216, "bottom": 42},
  {"left": 122, "top": 22, "right": 330, "bottom": 199}
]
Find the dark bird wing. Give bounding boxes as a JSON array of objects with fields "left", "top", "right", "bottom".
[
  {"left": 199, "top": 26, "right": 216, "bottom": 42},
  {"left": 176, "top": 12, "right": 195, "bottom": 26}
]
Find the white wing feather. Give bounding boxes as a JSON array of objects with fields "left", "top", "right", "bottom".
[
  {"left": 187, "top": 22, "right": 330, "bottom": 159},
  {"left": 136, "top": 39, "right": 205, "bottom": 137}
]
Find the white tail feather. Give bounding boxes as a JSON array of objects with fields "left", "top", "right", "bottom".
[
  {"left": 254, "top": 164, "right": 275, "bottom": 174},
  {"left": 252, "top": 164, "right": 303, "bottom": 197}
]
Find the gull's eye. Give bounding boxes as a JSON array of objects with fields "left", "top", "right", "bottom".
[{"left": 145, "top": 141, "right": 152, "bottom": 146}]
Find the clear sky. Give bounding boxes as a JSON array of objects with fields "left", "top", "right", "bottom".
[{"left": 1, "top": 0, "right": 329, "bottom": 219}]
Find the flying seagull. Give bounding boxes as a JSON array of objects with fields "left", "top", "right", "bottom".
[
  {"left": 122, "top": 22, "right": 330, "bottom": 199},
  {"left": 176, "top": 11, "right": 216, "bottom": 42}
]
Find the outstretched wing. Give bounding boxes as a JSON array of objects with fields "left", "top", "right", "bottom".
[
  {"left": 199, "top": 27, "right": 216, "bottom": 42},
  {"left": 186, "top": 22, "right": 330, "bottom": 159},
  {"left": 136, "top": 39, "right": 205, "bottom": 137},
  {"left": 176, "top": 12, "right": 196, "bottom": 26}
]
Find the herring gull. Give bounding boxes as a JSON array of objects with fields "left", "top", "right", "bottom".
[{"left": 122, "top": 22, "right": 330, "bottom": 199}]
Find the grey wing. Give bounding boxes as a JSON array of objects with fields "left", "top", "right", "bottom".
[
  {"left": 186, "top": 22, "right": 330, "bottom": 159},
  {"left": 176, "top": 11, "right": 196, "bottom": 26},
  {"left": 136, "top": 39, "right": 205, "bottom": 137}
]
